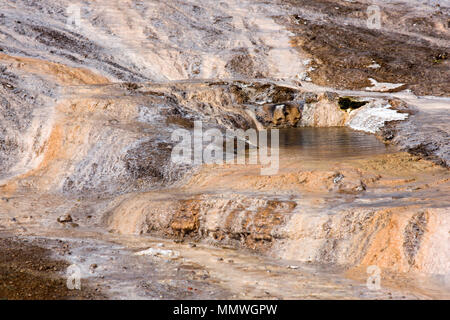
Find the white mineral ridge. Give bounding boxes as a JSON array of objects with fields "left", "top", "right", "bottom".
[
  {"left": 347, "top": 103, "right": 409, "bottom": 134},
  {"left": 365, "top": 78, "right": 405, "bottom": 92},
  {"left": 134, "top": 247, "right": 180, "bottom": 258}
]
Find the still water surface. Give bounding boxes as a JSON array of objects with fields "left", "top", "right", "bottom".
[{"left": 276, "top": 127, "right": 396, "bottom": 160}]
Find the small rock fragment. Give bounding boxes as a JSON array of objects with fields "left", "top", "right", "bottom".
[{"left": 57, "top": 214, "right": 72, "bottom": 223}]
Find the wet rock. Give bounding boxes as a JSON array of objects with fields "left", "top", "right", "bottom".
[
  {"left": 256, "top": 102, "right": 302, "bottom": 128},
  {"left": 403, "top": 212, "right": 428, "bottom": 266},
  {"left": 300, "top": 93, "right": 347, "bottom": 127},
  {"left": 284, "top": 103, "right": 302, "bottom": 126},
  {"left": 272, "top": 105, "right": 286, "bottom": 126}
]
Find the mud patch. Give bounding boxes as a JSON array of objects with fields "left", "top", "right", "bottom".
[{"left": 0, "top": 235, "right": 104, "bottom": 300}]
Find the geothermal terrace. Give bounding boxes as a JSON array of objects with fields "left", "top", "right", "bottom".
[{"left": 0, "top": 0, "right": 449, "bottom": 299}]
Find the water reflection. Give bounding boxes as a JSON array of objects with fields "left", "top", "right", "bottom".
[{"left": 275, "top": 127, "right": 395, "bottom": 160}]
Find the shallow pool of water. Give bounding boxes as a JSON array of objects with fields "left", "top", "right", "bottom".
[{"left": 275, "top": 127, "right": 396, "bottom": 161}]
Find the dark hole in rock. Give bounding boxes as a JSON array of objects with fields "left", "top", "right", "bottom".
[{"left": 338, "top": 97, "right": 368, "bottom": 110}]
